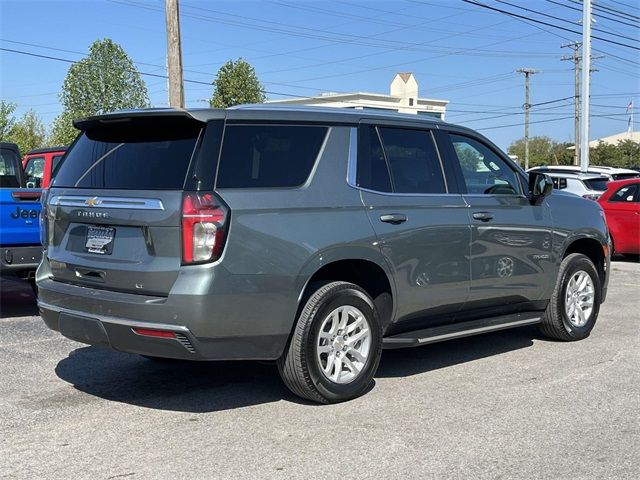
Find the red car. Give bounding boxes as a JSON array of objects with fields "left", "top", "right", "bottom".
[
  {"left": 598, "top": 178, "right": 640, "bottom": 256},
  {"left": 22, "top": 146, "right": 67, "bottom": 189}
]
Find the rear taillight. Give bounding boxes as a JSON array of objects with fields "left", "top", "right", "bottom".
[
  {"left": 181, "top": 192, "right": 228, "bottom": 264},
  {"left": 582, "top": 194, "right": 601, "bottom": 201},
  {"left": 39, "top": 188, "right": 49, "bottom": 247}
]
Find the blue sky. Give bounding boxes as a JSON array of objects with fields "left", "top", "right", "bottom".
[{"left": 1, "top": 0, "right": 638, "bottom": 150}]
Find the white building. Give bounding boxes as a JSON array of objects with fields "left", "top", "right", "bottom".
[
  {"left": 267, "top": 73, "right": 449, "bottom": 120},
  {"left": 568, "top": 130, "right": 640, "bottom": 150}
]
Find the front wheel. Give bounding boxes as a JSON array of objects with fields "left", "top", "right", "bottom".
[
  {"left": 539, "top": 253, "right": 601, "bottom": 341},
  {"left": 278, "top": 281, "right": 383, "bottom": 404}
]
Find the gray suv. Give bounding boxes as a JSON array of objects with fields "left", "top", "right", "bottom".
[{"left": 38, "top": 106, "right": 610, "bottom": 403}]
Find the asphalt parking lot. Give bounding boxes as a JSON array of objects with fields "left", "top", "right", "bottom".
[{"left": 1, "top": 260, "right": 639, "bottom": 480}]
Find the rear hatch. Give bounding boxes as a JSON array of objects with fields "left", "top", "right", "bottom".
[{"left": 45, "top": 114, "right": 205, "bottom": 296}]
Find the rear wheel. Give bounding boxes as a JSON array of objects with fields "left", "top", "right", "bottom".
[
  {"left": 539, "top": 253, "right": 601, "bottom": 341},
  {"left": 278, "top": 281, "right": 382, "bottom": 403}
]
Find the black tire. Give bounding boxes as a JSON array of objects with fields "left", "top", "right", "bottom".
[
  {"left": 539, "top": 253, "right": 601, "bottom": 341},
  {"left": 278, "top": 281, "right": 383, "bottom": 404}
]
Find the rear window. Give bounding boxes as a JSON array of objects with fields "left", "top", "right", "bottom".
[
  {"left": 216, "top": 125, "right": 327, "bottom": 188},
  {"left": 53, "top": 119, "right": 201, "bottom": 190},
  {"left": 612, "top": 173, "right": 639, "bottom": 180},
  {"left": 583, "top": 179, "right": 609, "bottom": 191}
]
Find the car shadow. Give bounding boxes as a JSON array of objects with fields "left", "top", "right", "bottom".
[
  {"left": 0, "top": 278, "right": 38, "bottom": 318},
  {"left": 55, "top": 326, "right": 539, "bottom": 413}
]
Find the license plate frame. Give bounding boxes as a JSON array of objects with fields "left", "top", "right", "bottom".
[{"left": 85, "top": 226, "right": 115, "bottom": 255}]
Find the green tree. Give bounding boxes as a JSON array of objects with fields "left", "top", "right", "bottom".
[
  {"left": 51, "top": 38, "right": 150, "bottom": 145},
  {"left": 7, "top": 110, "right": 46, "bottom": 153},
  {"left": 210, "top": 58, "right": 266, "bottom": 108},
  {"left": 507, "top": 136, "right": 570, "bottom": 167},
  {"left": 0, "top": 100, "right": 17, "bottom": 140}
]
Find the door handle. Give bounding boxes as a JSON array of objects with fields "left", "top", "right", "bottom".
[
  {"left": 380, "top": 214, "right": 407, "bottom": 225},
  {"left": 472, "top": 212, "right": 494, "bottom": 222}
]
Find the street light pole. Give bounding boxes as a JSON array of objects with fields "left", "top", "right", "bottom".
[{"left": 580, "top": 0, "right": 592, "bottom": 173}]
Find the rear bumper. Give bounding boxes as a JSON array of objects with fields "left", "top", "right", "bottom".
[
  {"left": 36, "top": 270, "right": 292, "bottom": 361},
  {"left": 0, "top": 245, "right": 42, "bottom": 276},
  {"left": 39, "top": 299, "right": 288, "bottom": 361}
]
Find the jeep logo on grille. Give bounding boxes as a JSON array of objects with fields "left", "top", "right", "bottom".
[{"left": 77, "top": 211, "right": 110, "bottom": 219}]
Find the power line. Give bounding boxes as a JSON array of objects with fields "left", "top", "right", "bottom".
[
  {"left": 566, "top": 0, "right": 640, "bottom": 22},
  {"left": 492, "top": 0, "right": 640, "bottom": 43},
  {"left": 543, "top": 0, "right": 640, "bottom": 29},
  {"left": 462, "top": 0, "right": 640, "bottom": 50}
]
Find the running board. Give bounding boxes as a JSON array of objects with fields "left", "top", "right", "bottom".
[{"left": 382, "top": 312, "right": 542, "bottom": 349}]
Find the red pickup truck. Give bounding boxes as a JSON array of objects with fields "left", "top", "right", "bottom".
[{"left": 22, "top": 146, "right": 67, "bottom": 188}]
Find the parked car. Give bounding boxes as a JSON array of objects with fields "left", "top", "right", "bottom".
[
  {"left": 0, "top": 142, "right": 42, "bottom": 283},
  {"left": 22, "top": 146, "right": 67, "bottom": 189},
  {"left": 38, "top": 106, "right": 610, "bottom": 403},
  {"left": 598, "top": 178, "right": 640, "bottom": 256},
  {"left": 544, "top": 171, "right": 610, "bottom": 200},
  {"left": 529, "top": 165, "right": 639, "bottom": 181}
]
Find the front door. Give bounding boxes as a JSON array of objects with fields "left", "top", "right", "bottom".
[
  {"left": 355, "top": 124, "right": 471, "bottom": 334},
  {"left": 441, "top": 132, "right": 554, "bottom": 316}
]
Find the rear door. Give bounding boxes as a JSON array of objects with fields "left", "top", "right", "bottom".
[
  {"left": 355, "top": 122, "right": 470, "bottom": 334},
  {"left": 440, "top": 130, "right": 554, "bottom": 315},
  {"left": 46, "top": 115, "right": 209, "bottom": 296}
]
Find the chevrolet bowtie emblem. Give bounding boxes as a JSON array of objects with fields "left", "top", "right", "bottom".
[{"left": 85, "top": 197, "right": 100, "bottom": 207}]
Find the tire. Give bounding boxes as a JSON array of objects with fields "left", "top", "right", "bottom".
[
  {"left": 278, "top": 281, "right": 383, "bottom": 404},
  {"left": 539, "top": 253, "right": 601, "bottom": 341}
]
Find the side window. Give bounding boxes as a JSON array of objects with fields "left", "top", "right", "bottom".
[
  {"left": 357, "top": 126, "right": 392, "bottom": 192},
  {"left": 552, "top": 177, "right": 567, "bottom": 189},
  {"left": 51, "top": 154, "right": 64, "bottom": 176},
  {"left": 610, "top": 184, "right": 638, "bottom": 203},
  {"left": 216, "top": 125, "right": 327, "bottom": 188},
  {"left": 449, "top": 134, "right": 521, "bottom": 195},
  {"left": 377, "top": 127, "right": 446, "bottom": 194}
]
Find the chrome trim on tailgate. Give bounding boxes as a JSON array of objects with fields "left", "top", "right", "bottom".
[{"left": 49, "top": 195, "right": 165, "bottom": 210}]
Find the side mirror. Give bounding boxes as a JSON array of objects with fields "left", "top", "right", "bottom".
[{"left": 528, "top": 172, "right": 553, "bottom": 205}]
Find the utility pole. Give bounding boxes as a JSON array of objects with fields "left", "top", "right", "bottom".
[
  {"left": 165, "top": 0, "right": 185, "bottom": 108},
  {"left": 517, "top": 68, "right": 539, "bottom": 171},
  {"left": 580, "top": 0, "right": 592, "bottom": 172},
  {"left": 561, "top": 42, "right": 581, "bottom": 166}
]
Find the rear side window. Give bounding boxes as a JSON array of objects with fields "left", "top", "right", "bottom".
[
  {"left": 378, "top": 127, "right": 446, "bottom": 194},
  {"left": 216, "top": 125, "right": 327, "bottom": 188},
  {"left": 53, "top": 118, "right": 202, "bottom": 190},
  {"left": 357, "top": 126, "right": 392, "bottom": 192},
  {"left": 357, "top": 126, "right": 446, "bottom": 194}
]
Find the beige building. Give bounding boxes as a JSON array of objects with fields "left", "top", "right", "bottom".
[{"left": 267, "top": 73, "right": 448, "bottom": 120}]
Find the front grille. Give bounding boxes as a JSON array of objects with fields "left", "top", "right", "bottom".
[{"left": 175, "top": 332, "right": 196, "bottom": 354}]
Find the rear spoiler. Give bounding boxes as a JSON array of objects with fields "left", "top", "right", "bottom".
[{"left": 74, "top": 108, "right": 224, "bottom": 130}]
